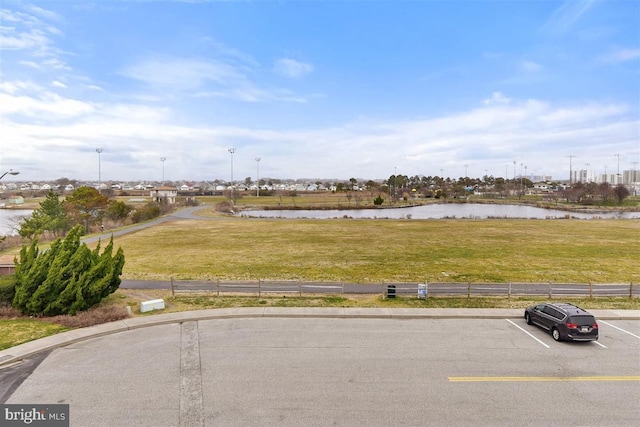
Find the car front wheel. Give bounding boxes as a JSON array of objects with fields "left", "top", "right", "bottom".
[
  {"left": 525, "top": 313, "right": 532, "bottom": 325},
  {"left": 552, "top": 328, "right": 562, "bottom": 342}
]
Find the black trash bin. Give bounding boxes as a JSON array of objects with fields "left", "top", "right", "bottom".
[{"left": 387, "top": 284, "right": 396, "bottom": 299}]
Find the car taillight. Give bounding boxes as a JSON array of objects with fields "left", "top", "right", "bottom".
[
  {"left": 592, "top": 323, "right": 598, "bottom": 329},
  {"left": 566, "top": 322, "right": 578, "bottom": 329}
]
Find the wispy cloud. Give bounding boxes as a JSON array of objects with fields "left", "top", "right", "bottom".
[
  {"left": 542, "top": 0, "right": 597, "bottom": 36},
  {"left": 273, "top": 58, "right": 314, "bottom": 78},
  {"left": 520, "top": 60, "right": 543, "bottom": 73},
  {"left": 0, "top": 7, "right": 67, "bottom": 69},
  {"left": 121, "top": 56, "right": 246, "bottom": 90},
  {"left": 599, "top": 47, "right": 640, "bottom": 63}
]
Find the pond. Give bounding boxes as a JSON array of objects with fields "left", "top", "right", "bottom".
[
  {"left": 239, "top": 203, "right": 640, "bottom": 220},
  {"left": 0, "top": 209, "right": 32, "bottom": 235}
]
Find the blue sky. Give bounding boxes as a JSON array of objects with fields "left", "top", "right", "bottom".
[{"left": 1, "top": 0, "right": 639, "bottom": 183}]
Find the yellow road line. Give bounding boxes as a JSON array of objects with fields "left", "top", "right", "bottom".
[{"left": 448, "top": 376, "right": 640, "bottom": 382}]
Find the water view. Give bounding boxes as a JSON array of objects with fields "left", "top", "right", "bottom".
[
  {"left": 240, "top": 203, "right": 640, "bottom": 220},
  {"left": 0, "top": 209, "right": 31, "bottom": 236}
]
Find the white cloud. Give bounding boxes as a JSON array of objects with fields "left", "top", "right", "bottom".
[
  {"left": 483, "top": 92, "right": 511, "bottom": 105},
  {"left": 542, "top": 0, "right": 597, "bottom": 36},
  {"left": 273, "top": 58, "right": 313, "bottom": 78},
  {"left": 121, "top": 56, "right": 244, "bottom": 90},
  {"left": 520, "top": 60, "right": 543, "bottom": 73},
  {"left": 52, "top": 80, "right": 67, "bottom": 88},
  {"left": 0, "top": 7, "right": 67, "bottom": 71},
  {"left": 599, "top": 47, "right": 640, "bottom": 63}
]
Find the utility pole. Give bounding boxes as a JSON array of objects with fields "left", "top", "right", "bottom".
[{"left": 160, "top": 157, "right": 166, "bottom": 184}]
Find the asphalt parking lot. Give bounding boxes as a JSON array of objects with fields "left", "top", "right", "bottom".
[{"left": 3, "top": 316, "right": 640, "bottom": 427}]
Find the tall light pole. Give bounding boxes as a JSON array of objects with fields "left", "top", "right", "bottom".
[
  {"left": 614, "top": 154, "right": 621, "bottom": 184},
  {"left": 513, "top": 160, "right": 516, "bottom": 181},
  {"left": 160, "top": 157, "right": 166, "bottom": 184},
  {"left": 520, "top": 162, "right": 523, "bottom": 193},
  {"left": 228, "top": 148, "right": 236, "bottom": 202},
  {"left": 255, "top": 157, "right": 261, "bottom": 197},
  {"left": 567, "top": 154, "right": 575, "bottom": 185},
  {"left": 96, "top": 148, "right": 103, "bottom": 190},
  {"left": 0, "top": 170, "right": 19, "bottom": 180}
]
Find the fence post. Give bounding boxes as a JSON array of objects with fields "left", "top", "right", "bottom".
[
  {"left": 341, "top": 282, "right": 344, "bottom": 295},
  {"left": 259, "top": 279, "right": 261, "bottom": 298},
  {"left": 382, "top": 282, "right": 385, "bottom": 299},
  {"left": 171, "top": 277, "right": 174, "bottom": 297},
  {"left": 630, "top": 282, "right": 634, "bottom": 300},
  {"left": 508, "top": 282, "right": 511, "bottom": 299},
  {"left": 589, "top": 282, "right": 593, "bottom": 299},
  {"left": 216, "top": 280, "right": 220, "bottom": 297},
  {"left": 467, "top": 282, "right": 471, "bottom": 299},
  {"left": 548, "top": 282, "right": 552, "bottom": 299},
  {"left": 299, "top": 283, "right": 302, "bottom": 297}
]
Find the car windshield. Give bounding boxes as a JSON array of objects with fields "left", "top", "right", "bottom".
[{"left": 568, "top": 315, "right": 595, "bottom": 326}]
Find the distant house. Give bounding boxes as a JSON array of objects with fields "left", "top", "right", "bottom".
[
  {"left": 8, "top": 195, "right": 24, "bottom": 205},
  {"left": 150, "top": 186, "right": 177, "bottom": 204},
  {"left": 64, "top": 184, "right": 74, "bottom": 191}
]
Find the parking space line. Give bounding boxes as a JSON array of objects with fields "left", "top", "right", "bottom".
[
  {"left": 505, "top": 319, "right": 550, "bottom": 348},
  {"left": 448, "top": 376, "right": 640, "bottom": 382},
  {"left": 593, "top": 340, "right": 607, "bottom": 348},
  {"left": 599, "top": 321, "right": 640, "bottom": 339}
]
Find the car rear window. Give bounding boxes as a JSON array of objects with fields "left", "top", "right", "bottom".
[{"left": 568, "top": 315, "right": 595, "bottom": 326}]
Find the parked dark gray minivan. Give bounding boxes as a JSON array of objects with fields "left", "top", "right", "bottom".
[{"left": 524, "top": 302, "right": 599, "bottom": 342}]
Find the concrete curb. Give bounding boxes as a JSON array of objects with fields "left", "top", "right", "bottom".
[{"left": 1, "top": 307, "right": 638, "bottom": 368}]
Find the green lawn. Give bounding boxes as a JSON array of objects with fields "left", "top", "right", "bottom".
[
  {"left": 0, "top": 319, "right": 70, "bottom": 351},
  {"left": 115, "top": 218, "right": 640, "bottom": 284}
]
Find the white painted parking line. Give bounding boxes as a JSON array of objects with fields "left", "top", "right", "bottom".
[
  {"left": 600, "top": 321, "right": 640, "bottom": 339},
  {"left": 505, "top": 319, "right": 550, "bottom": 348},
  {"left": 593, "top": 341, "right": 607, "bottom": 348}
]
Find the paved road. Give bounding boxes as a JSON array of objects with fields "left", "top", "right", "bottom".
[
  {"left": 82, "top": 206, "right": 208, "bottom": 244},
  {"left": 3, "top": 312, "right": 639, "bottom": 426}
]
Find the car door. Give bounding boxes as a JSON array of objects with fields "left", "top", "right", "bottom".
[
  {"left": 530, "top": 304, "right": 548, "bottom": 328},
  {"left": 538, "top": 305, "right": 560, "bottom": 330}
]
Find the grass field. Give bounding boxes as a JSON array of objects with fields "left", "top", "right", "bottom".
[
  {"left": 2, "top": 202, "right": 639, "bottom": 350},
  {"left": 0, "top": 319, "right": 70, "bottom": 351},
  {"left": 114, "top": 216, "right": 640, "bottom": 284}
]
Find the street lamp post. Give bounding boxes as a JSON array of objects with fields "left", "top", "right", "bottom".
[
  {"left": 160, "top": 157, "right": 166, "bottom": 184},
  {"left": 96, "top": 148, "right": 103, "bottom": 190},
  {"left": 228, "top": 148, "right": 236, "bottom": 202},
  {"left": 520, "top": 162, "right": 523, "bottom": 194},
  {"left": 0, "top": 170, "right": 19, "bottom": 180},
  {"left": 255, "top": 157, "right": 261, "bottom": 197}
]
